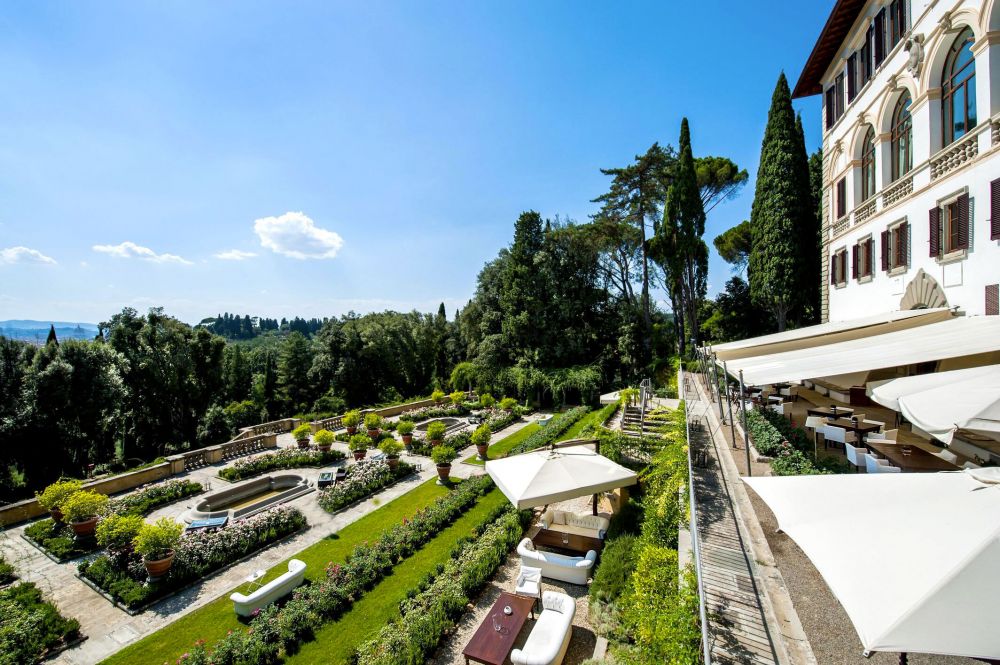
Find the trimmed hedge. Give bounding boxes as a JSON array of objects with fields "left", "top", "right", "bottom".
[
  {"left": 0, "top": 555, "right": 15, "bottom": 586},
  {"left": 746, "top": 408, "right": 828, "bottom": 476},
  {"left": 219, "top": 449, "right": 346, "bottom": 482},
  {"left": 354, "top": 506, "right": 530, "bottom": 665},
  {"left": 0, "top": 582, "right": 80, "bottom": 665},
  {"left": 506, "top": 406, "right": 590, "bottom": 457}
]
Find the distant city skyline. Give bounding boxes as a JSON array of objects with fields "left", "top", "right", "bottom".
[{"left": 0, "top": 1, "right": 825, "bottom": 324}]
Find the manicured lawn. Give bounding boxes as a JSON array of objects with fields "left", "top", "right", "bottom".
[
  {"left": 101, "top": 477, "right": 455, "bottom": 665},
  {"left": 464, "top": 422, "right": 541, "bottom": 465},
  {"left": 556, "top": 404, "right": 612, "bottom": 442},
  {"left": 287, "top": 488, "right": 507, "bottom": 663}
]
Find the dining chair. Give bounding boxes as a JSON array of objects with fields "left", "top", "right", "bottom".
[
  {"left": 844, "top": 442, "right": 868, "bottom": 473},
  {"left": 820, "top": 425, "right": 855, "bottom": 450},
  {"left": 862, "top": 419, "right": 885, "bottom": 431},
  {"left": 934, "top": 449, "right": 959, "bottom": 464},
  {"left": 962, "top": 461, "right": 981, "bottom": 469},
  {"left": 865, "top": 454, "right": 893, "bottom": 473},
  {"left": 867, "top": 429, "right": 898, "bottom": 442}
]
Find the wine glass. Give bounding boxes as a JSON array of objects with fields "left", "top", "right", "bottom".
[{"left": 492, "top": 613, "right": 502, "bottom": 632}]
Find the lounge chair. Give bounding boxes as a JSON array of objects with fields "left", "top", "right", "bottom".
[{"left": 511, "top": 591, "right": 576, "bottom": 665}]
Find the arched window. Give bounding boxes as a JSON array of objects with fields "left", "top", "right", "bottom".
[
  {"left": 890, "top": 92, "right": 912, "bottom": 180},
  {"left": 861, "top": 126, "right": 876, "bottom": 201},
  {"left": 941, "top": 27, "right": 977, "bottom": 146}
]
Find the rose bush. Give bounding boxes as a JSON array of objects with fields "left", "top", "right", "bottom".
[
  {"left": 219, "top": 449, "right": 345, "bottom": 481},
  {"left": 317, "top": 459, "right": 413, "bottom": 514}
]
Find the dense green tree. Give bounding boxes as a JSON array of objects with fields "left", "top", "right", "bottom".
[
  {"left": 695, "top": 156, "right": 749, "bottom": 213},
  {"left": 45, "top": 325, "right": 58, "bottom": 346},
  {"left": 748, "top": 73, "right": 812, "bottom": 331},
  {"left": 714, "top": 220, "right": 753, "bottom": 273},
  {"left": 700, "top": 276, "right": 775, "bottom": 343},
  {"left": 793, "top": 113, "right": 822, "bottom": 324},
  {"left": 278, "top": 332, "right": 314, "bottom": 413}
]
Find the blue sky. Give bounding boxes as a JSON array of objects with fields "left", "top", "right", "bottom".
[{"left": 0, "top": 1, "right": 826, "bottom": 324}]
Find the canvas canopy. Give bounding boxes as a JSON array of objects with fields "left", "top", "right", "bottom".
[
  {"left": 707, "top": 308, "right": 951, "bottom": 361},
  {"left": 896, "top": 368, "right": 1000, "bottom": 444},
  {"left": 745, "top": 469, "right": 1000, "bottom": 659},
  {"left": 720, "top": 316, "right": 1000, "bottom": 387},
  {"left": 485, "top": 446, "right": 637, "bottom": 509},
  {"left": 869, "top": 364, "right": 999, "bottom": 411}
]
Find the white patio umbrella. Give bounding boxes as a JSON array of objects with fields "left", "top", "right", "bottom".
[
  {"left": 744, "top": 469, "right": 1000, "bottom": 659},
  {"left": 485, "top": 446, "right": 637, "bottom": 510},
  {"left": 869, "top": 365, "right": 1000, "bottom": 443}
]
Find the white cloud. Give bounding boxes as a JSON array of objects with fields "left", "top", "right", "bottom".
[
  {"left": 0, "top": 246, "right": 57, "bottom": 265},
  {"left": 214, "top": 249, "right": 257, "bottom": 261},
  {"left": 253, "top": 211, "right": 343, "bottom": 260},
  {"left": 92, "top": 241, "right": 192, "bottom": 265}
]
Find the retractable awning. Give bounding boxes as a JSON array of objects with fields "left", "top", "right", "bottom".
[
  {"left": 868, "top": 365, "right": 1000, "bottom": 411},
  {"left": 745, "top": 470, "right": 1000, "bottom": 659},
  {"left": 720, "top": 317, "right": 1000, "bottom": 387},
  {"left": 708, "top": 308, "right": 952, "bottom": 361}
]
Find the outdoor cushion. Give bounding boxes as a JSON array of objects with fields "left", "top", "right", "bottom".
[
  {"left": 511, "top": 590, "right": 576, "bottom": 665},
  {"left": 540, "top": 509, "right": 609, "bottom": 536},
  {"left": 517, "top": 538, "right": 596, "bottom": 585}
]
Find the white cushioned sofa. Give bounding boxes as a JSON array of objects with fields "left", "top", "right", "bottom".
[
  {"left": 517, "top": 538, "right": 596, "bottom": 585},
  {"left": 539, "top": 509, "right": 609, "bottom": 539},
  {"left": 231, "top": 559, "right": 307, "bottom": 617},
  {"left": 511, "top": 590, "right": 576, "bottom": 665}
]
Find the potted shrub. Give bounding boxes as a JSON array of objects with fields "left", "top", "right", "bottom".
[
  {"left": 396, "top": 420, "right": 415, "bottom": 449},
  {"left": 379, "top": 439, "right": 403, "bottom": 470},
  {"left": 292, "top": 424, "right": 312, "bottom": 450},
  {"left": 62, "top": 489, "right": 109, "bottom": 538},
  {"left": 431, "top": 445, "right": 456, "bottom": 485},
  {"left": 314, "top": 428, "right": 336, "bottom": 453},
  {"left": 431, "top": 389, "right": 445, "bottom": 405},
  {"left": 96, "top": 513, "right": 144, "bottom": 559},
  {"left": 364, "top": 412, "right": 382, "bottom": 439},
  {"left": 426, "top": 420, "right": 447, "bottom": 446},
  {"left": 500, "top": 397, "right": 518, "bottom": 412},
  {"left": 471, "top": 424, "right": 492, "bottom": 461},
  {"left": 449, "top": 390, "right": 464, "bottom": 406},
  {"left": 134, "top": 517, "right": 183, "bottom": 579},
  {"left": 342, "top": 410, "right": 361, "bottom": 435},
  {"left": 479, "top": 393, "right": 495, "bottom": 409},
  {"left": 349, "top": 434, "right": 371, "bottom": 461},
  {"left": 36, "top": 478, "right": 83, "bottom": 524}
]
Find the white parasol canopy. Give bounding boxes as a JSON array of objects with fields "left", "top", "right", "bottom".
[
  {"left": 744, "top": 470, "right": 1000, "bottom": 659},
  {"left": 485, "top": 446, "right": 637, "bottom": 509},
  {"left": 869, "top": 365, "right": 1000, "bottom": 443}
]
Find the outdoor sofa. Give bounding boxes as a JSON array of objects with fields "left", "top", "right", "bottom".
[
  {"left": 511, "top": 590, "right": 576, "bottom": 665},
  {"left": 539, "top": 509, "right": 609, "bottom": 540},
  {"left": 230, "top": 559, "right": 307, "bottom": 617},
  {"left": 517, "top": 538, "right": 596, "bottom": 585}
]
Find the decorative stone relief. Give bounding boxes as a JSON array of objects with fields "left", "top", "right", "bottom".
[
  {"left": 900, "top": 268, "right": 949, "bottom": 310},
  {"left": 904, "top": 34, "right": 925, "bottom": 78}
]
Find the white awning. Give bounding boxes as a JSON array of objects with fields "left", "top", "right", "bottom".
[
  {"left": 897, "top": 368, "right": 1000, "bottom": 444},
  {"left": 869, "top": 365, "right": 1000, "bottom": 411},
  {"left": 721, "top": 317, "right": 1000, "bottom": 387},
  {"left": 745, "top": 470, "right": 1000, "bottom": 659},
  {"left": 708, "top": 308, "right": 952, "bottom": 361},
  {"left": 485, "top": 446, "right": 637, "bottom": 509}
]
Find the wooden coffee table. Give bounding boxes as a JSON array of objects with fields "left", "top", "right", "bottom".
[
  {"left": 532, "top": 528, "right": 603, "bottom": 554},
  {"left": 462, "top": 592, "right": 535, "bottom": 665}
]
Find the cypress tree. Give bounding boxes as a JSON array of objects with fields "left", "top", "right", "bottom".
[
  {"left": 748, "top": 73, "right": 810, "bottom": 331},
  {"left": 46, "top": 324, "right": 58, "bottom": 346},
  {"left": 794, "top": 113, "right": 821, "bottom": 324}
]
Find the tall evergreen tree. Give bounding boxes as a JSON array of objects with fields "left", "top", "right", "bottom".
[
  {"left": 794, "top": 113, "right": 821, "bottom": 324},
  {"left": 499, "top": 211, "right": 546, "bottom": 365},
  {"left": 748, "top": 73, "right": 811, "bottom": 331},
  {"left": 46, "top": 324, "right": 58, "bottom": 346}
]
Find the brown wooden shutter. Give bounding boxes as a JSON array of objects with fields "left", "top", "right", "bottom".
[
  {"left": 901, "top": 222, "right": 909, "bottom": 266},
  {"left": 987, "top": 285, "right": 999, "bottom": 316},
  {"left": 880, "top": 231, "right": 890, "bottom": 271},
  {"left": 957, "top": 193, "right": 970, "bottom": 250},
  {"left": 852, "top": 245, "right": 859, "bottom": 279},
  {"left": 847, "top": 54, "right": 858, "bottom": 102},
  {"left": 830, "top": 255, "right": 837, "bottom": 285},
  {"left": 874, "top": 9, "right": 886, "bottom": 66},
  {"left": 866, "top": 238, "right": 874, "bottom": 276},
  {"left": 991, "top": 178, "right": 1000, "bottom": 240},
  {"left": 929, "top": 207, "right": 941, "bottom": 257}
]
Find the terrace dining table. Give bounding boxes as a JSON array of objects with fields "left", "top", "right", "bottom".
[
  {"left": 462, "top": 592, "right": 535, "bottom": 665},
  {"left": 866, "top": 440, "right": 961, "bottom": 473},
  {"left": 826, "top": 417, "right": 882, "bottom": 442},
  {"left": 806, "top": 405, "right": 855, "bottom": 418}
]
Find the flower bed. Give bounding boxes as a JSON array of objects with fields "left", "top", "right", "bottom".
[
  {"left": 23, "top": 480, "right": 204, "bottom": 561},
  {"left": 354, "top": 505, "right": 530, "bottom": 665},
  {"left": 397, "top": 404, "right": 468, "bottom": 423},
  {"left": 505, "top": 405, "right": 590, "bottom": 456},
  {"left": 0, "top": 582, "right": 81, "bottom": 665},
  {"left": 171, "top": 475, "right": 495, "bottom": 664},
  {"left": 0, "top": 555, "right": 15, "bottom": 586},
  {"left": 745, "top": 408, "right": 829, "bottom": 476},
  {"left": 408, "top": 430, "right": 471, "bottom": 457},
  {"left": 78, "top": 506, "right": 307, "bottom": 610},
  {"left": 316, "top": 459, "right": 415, "bottom": 514},
  {"left": 219, "top": 448, "right": 346, "bottom": 482}
]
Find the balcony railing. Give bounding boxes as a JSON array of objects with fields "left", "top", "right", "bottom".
[
  {"left": 882, "top": 176, "right": 913, "bottom": 208},
  {"left": 931, "top": 132, "right": 979, "bottom": 181},
  {"left": 854, "top": 198, "right": 877, "bottom": 224}
]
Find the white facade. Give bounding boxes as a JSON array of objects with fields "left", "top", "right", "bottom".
[{"left": 807, "top": 0, "right": 1000, "bottom": 321}]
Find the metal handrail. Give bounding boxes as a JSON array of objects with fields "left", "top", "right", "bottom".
[{"left": 680, "top": 366, "right": 712, "bottom": 664}]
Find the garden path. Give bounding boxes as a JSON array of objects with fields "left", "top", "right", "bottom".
[{"left": 0, "top": 415, "right": 537, "bottom": 665}]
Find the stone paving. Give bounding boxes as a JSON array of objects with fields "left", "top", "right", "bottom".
[{"left": 0, "top": 415, "right": 542, "bottom": 665}]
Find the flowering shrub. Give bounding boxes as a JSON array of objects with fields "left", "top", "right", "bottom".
[
  {"left": 35, "top": 479, "right": 82, "bottom": 512},
  {"left": 219, "top": 448, "right": 345, "bottom": 481},
  {"left": 317, "top": 459, "right": 413, "bottom": 514},
  {"left": 408, "top": 431, "right": 471, "bottom": 457},
  {"left": 480, "top": 407, "right": 518, "bottom": 432},
  {"left": 0, "top": 582, "right": 80, "bottom": 665},
  {"left": 173, "top": 475, "right": 495, "bottom": 662},
  {"left": 109, "top": 479, "right": 202, "bottom": 516},
  {"left": 397, "top": 404, "right": 468, "bottom": 423},
  {"left": 78, "top": 506, "right": 307, "bottom": 609}
]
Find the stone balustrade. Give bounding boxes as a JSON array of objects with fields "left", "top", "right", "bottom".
[{"left": 930, "top": 132, "right": 979, "bottom": 181}]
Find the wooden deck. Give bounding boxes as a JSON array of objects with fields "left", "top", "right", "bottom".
[{"left": 687, "top": 385, "right": 779, "bottom": 664}]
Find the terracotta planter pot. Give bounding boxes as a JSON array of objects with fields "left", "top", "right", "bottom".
[
  {"left": 144, "top": 550, "right": 175, "bottom": 579},
  {"left": 317, "top": 443, "right": 332, "bottom": 453},
  {"left": 50, "top": 508, "right": 64, "bottom": 524},
  {"left": 476, "top": 443, "right": 489, "bottom": 460},
  {"left": 353, "top": 450, "right": 367, "bottom": 461},
  {"left": 367, "top": 429, "right": 380, "bottom": 439},
  {"left": 346, "top": 426, "right": 357, "bottom": 435},
  {"left": 297, "top": 438, "right": 310, "bottom": 450},
  {"left": 431, "top": 438, "right": 442, "bottom": 447},
  {"left": 436, "top": 463, "right": 452, "bottom": 483},
  {"left": 402, "top": 434, "right": 413, "bottom": 446},
  {"left": 387, "top": 456, "right": 399, "bottom": 470},
  {"left": 70, "top": 515, "right": 99, "bottom": 538}
]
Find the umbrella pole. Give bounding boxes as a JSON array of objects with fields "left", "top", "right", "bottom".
[
  {"left": 592, "top": 493, "right": 598, "bottom": 516},
  {"left": 899, "top": 654, "right": 908, "bottom": 665}
]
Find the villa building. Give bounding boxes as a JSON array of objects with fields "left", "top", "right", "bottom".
[{"left": 794, "top": 0, "right": 1000, "bottom": 321}]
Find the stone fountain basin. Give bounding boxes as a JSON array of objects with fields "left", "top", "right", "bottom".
[{"left": 185, "top": 474, "right": 312, "bottom": 523}]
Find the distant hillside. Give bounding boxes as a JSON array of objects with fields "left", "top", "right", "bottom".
[{"left": 0, "top": 320, "right": 99, "bottom": 344}]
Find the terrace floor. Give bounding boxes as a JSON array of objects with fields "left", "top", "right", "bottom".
[{"left": 0, "top": 416, "right": 540, "bottom": 665}]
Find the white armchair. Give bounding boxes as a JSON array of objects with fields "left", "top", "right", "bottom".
[
  {"left": 517, "top": 538, "right": 596, "bottom": 585},
  {"left": 230, "top": 559, "right": 306, "bottom": 616},
  {"left": 844, "top": 442, "right": 868, "bottom": 472},
  {"left": 865, "top": 455, "right": 896, "bottom": 474},
  {"left": 511, "top": 591, "right": 576, "bottom": 665}
]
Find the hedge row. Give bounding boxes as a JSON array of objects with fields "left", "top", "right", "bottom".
[
  {"left": 219, "top": 448, "right": 346, "bottom": 482},
  {"left": 745, "top": 408, "right": 829, "bottom": 476},
  {"left": 505, "top": 405, "right": 590, "bottom": 457},
  {"left": 0, "top": 582, "right": 80, "bottom": 665},
  {"left": 316, "top": 459, "right": 414, "bottom": 513},
  {"left": 354, "top": 505, "right": 530, "bottom": 665}
]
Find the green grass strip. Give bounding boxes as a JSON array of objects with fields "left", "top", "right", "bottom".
[
  {"left": 100, "top": 478, "right": 453, "bottom": 665},
  {"left": 556, "top": 402, "right": 617, "bottom": 442},
  {"left": 286, "top": 489, "right": 507, "bottom": 663},
  {"left": 464, "top": 422, "right": 541, "bottom": 465}
]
